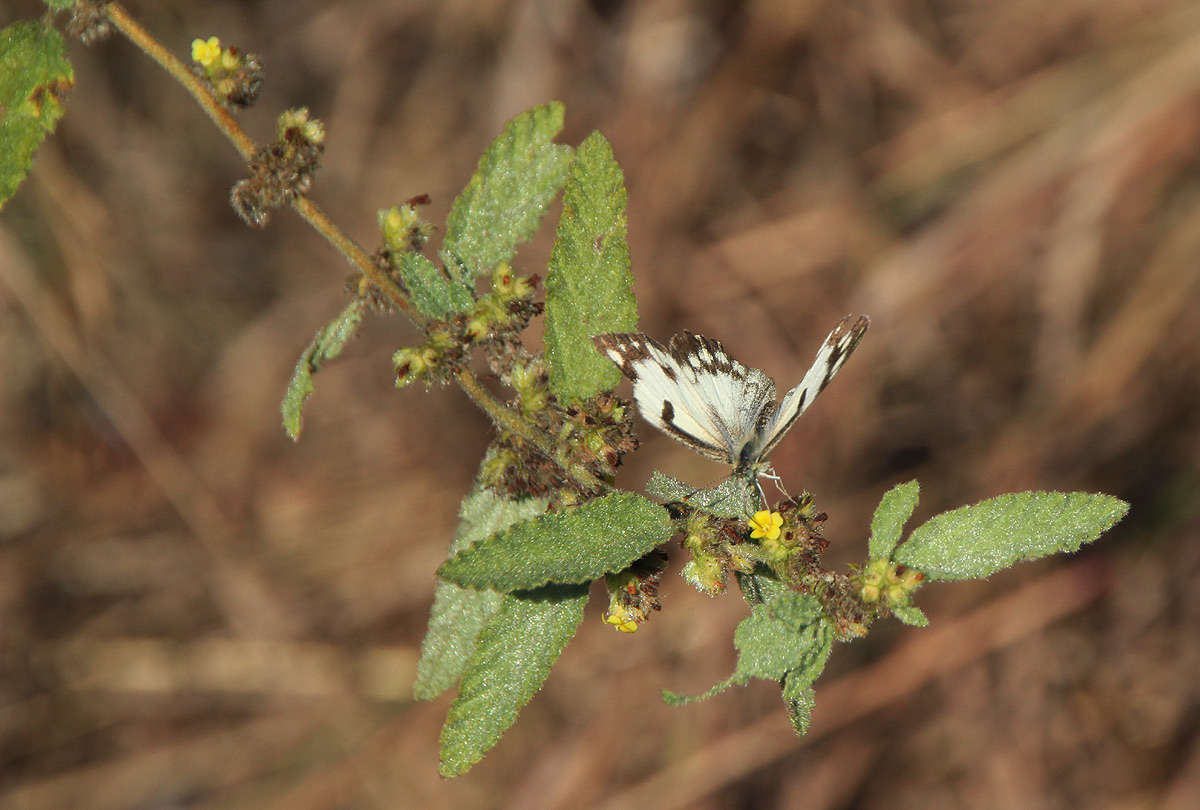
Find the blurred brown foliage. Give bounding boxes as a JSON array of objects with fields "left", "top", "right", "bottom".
[{"left": 2, "top": 1, "right": 1199, "bottom": 808}]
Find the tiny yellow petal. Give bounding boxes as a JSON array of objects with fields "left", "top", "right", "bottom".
[{"left": 748, "top": 510, "right": 783, "bottom": 541}]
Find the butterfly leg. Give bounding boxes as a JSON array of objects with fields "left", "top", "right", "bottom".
[{"left": 757, "top": 466, "right": 792, "bottom": 505}]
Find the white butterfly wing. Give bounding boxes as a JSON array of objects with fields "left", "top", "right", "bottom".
[
  {"left": 592, "top": 331, "right": 775, "bottom": 464},
  {"left": 751, "top": 314, "right": 870, "bottom": 463}
]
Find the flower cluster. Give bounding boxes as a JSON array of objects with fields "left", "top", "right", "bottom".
[
  {"left": 602, "top": 552, "right": 666, "bottom": 633},
  {"left": 230, "top": 108, "right": 325, "bottom": 228},
  {"left": 189, "top": 36, "right": 264, "bottom": 109},
  {"left": 379, "top": 200, "right": 434, "bottom": 257},
  {"left": 855, "top": 559, "right": 925, "bottom": 611},
  {"left": 392, "top": 263, "right": 542, "bottom": 388},
  {"left": 680, "top": 511, "right": 755, "bottom": 596},
  {"left": 481, "top": 391, "right": 637, "bottom": 502}
]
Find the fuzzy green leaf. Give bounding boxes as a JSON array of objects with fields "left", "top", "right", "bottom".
[
  {"left": 734, "top": 591, "right": 831, "bottom": 683},
  {"left": 413, "top": 485, "right": 550, "bottom": 701},
  {"left": 544, "top": 131, "right": 638, "bottom": 401},
  {"left": 43, "top": 1, "right": 78, "bottom": 11},
  {"left": 736, "top": 569, "right": 791, "bottom": 607},
  {"left": 665, "top": 590, "right": 833, "bottom": 706},
  {"left": 869, "top": 479, "right": 920, "bottom": 560},
  {"left": 397, "top": 252, "right": 474, "bottom": 319},
  {"left": 0, "top": 21, "right": 73, "bottom": 210},
  {"left": 891, "top": 604, "right": 929, "bottom": 627},
  {"left": 440, "top": 102, "right": 572, "bottom": 283},
  {"left": 280, "top": 299, "right": 366, "bottom": 440},
  {"left": 438, "top": 583, "right": 589, "bottom": 777},
  {"left": 645, "top": 470, "right": 755, "bottom": 519},
  {"left": 894, "top": 491, "right": 1129, "bottom": 581},
  {"left": 782, "top": 673, "right": 816, "bottom": 736},
  {"left": 438, "top": 492, "right": 673, "bottom": 591},
  {"left": 661, "top": 675, "right": 738, "bottom": 706}
]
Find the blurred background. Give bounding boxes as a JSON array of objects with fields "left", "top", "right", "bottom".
[{"left": 3, "top": 0, "right": 1199, "bottom": 807}]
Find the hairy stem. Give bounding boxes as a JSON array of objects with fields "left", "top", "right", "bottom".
[
  {"left": 103, "top": 3, "right": 608, "bottom": 497},
  {"left": 104, "top": 4, "right": 256, "bottom": 161}
]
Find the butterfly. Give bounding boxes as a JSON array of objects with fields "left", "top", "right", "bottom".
[{"left": 592, "top": 314, "right": 869, "bottom": 484}]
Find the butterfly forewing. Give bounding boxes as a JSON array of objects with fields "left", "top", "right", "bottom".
[
  {"left": 751, "top": 314, "right": 870, "bottom": 463},
  {"left": 664, "top": 332, "right": 776, "bottom": 458},
  {"left": 592, "top": 333, "right": 731, "bottom": 461}
]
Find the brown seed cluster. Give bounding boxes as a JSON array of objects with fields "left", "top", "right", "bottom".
[
  {"left": 230, "top": 111, "right": 324, "bottom": 228},
  {"left": 484, "top": 391, "right": 639, "bottom": 503},
  {"left": 66, "top": 2, "right": 112, "bottom": 44}
]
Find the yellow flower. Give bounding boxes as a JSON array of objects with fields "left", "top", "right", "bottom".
[
  {"left": 603, "top": 607, "right": 640, "bottom": 633},
  {"left": 748, "top": 510, "right": 783, "bottom": 541},
  {"left": 191, "top": 37, "right": 222, "bottom": 68}
]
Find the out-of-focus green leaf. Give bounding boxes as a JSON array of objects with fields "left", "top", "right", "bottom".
[
  {"left": 0, "top": 21, "right": 73, "bottom": 210},
  {"left": 894, "top": 491, "right": 1130, "bottom": 581},
  {"left": 413, "top": 484, "right": 549, "bottom": 701},
  {"left": 438, "top": 492, "right": 673, "bottom": 591},
  {"left": 869, "top": 479, "right": 919, "bottom": 560},
  {"left": 280, "top": 299, "right": 366, "bottom": 440},
  {"left": 440, "top": 102, "right": 572, "bottom": 283},
  {"left": 438, "top": 583, "right": 588, "bottom": 777},
  {"left": 544, "top": 131, "right": 637, "bottom": 401}
]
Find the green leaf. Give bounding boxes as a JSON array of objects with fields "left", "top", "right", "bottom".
[
  {"left": 781, "top": 674, "right": 816, "bottom": 736},
  {"left": 735, "top": 569, "right": 791, "bottom": 607},
  {"left": 413, "top": 485, "right": 550, "bottom": 701},
  {"left": 437, "top": 492, "right": 674, "bottom": 591},
  {"left": 43, "top": 1, "right": 78, "bottom": 11},
  {"left": 280, "top": 299, "right": 366, "bottom": 440},
  {"left": 397, "top": 252, "right": 474, "bottom": 320},
  {"left": 734, "top": 591, "right": 830, "bottom": 683},
  {"left": 438, "top": 583, "right": 589, "bottom": 777},
  {"left": 666, "top": 590, "right": 833, "bottom": 706},
  {"left": 645, "top": 470, "right": 755, "bottom": 519},
  {"left": 544, "top": 131, "right": 638, "bottom": 401},
  {"left": 894, "top": 491, "right": 1129, "bottom": 581},
  {"left": 869, "top": 479, "right": 920, "bottom": 560},
  {"left": 661, "top": 675, "right": 738, "bottom": 706},
  {"left": 0, "top": 21, "right": 73, "bottom": 210},
  {"left": 891, "top": 604, "right": 929, "bottom": 627},
  {"left": 440, "top": 102, "right": 572, "bottom": 283}
]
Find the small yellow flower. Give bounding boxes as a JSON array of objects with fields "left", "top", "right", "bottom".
[
  {"left": 191, "top": 36, "right": 222, "bottom": 68},
  {"left": 748, "top": 510, "right": 783, "bottom": 542},
  {"left": 603, "top": 608, "right": 640, "bottom": 633}
]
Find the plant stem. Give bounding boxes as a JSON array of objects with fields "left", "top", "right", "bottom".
[
  {"left": 102, "top": 3, "right": 608, "bottom": 497},
  {"left": 103, "top": 4, "right": 256, "bottom": 161},
  {"left": 455, "top": 371, "right": 607, "bottom": 494}
]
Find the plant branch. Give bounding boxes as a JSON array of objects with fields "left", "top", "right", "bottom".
[
  {"left": 455, "top": 370, "right": 608, "bottom": 494},
  {"left": 103, "top": 3, "right": 255, "bottom": 161},
  {"left": 102, "top": 3, "right": 609, "bottom": 497}
]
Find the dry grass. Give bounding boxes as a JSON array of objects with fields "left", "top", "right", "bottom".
[{"left": 2, "top": 0, "right": 1199, "bottom": 807}]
